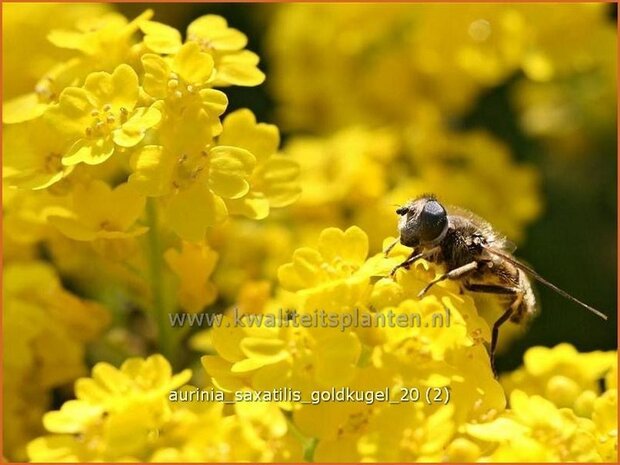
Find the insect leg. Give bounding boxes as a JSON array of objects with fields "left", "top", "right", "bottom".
[
  {"left": 464, "top": 283, "right": 523, "bottom": 377},
  {"left": 384, "top": 238, "right": 400, "bottom": 257},
  {"left": 416, "top": 261, "right": 478, "bottom": 298},
  {"left": 390, "top": 246, "right": 442, "bottom": 278},
  {"left": 489, "top": 306, "right": 513, "bottom": 377},
  {"left": 389, "top": 249, "right": 423, "bottom": 278}
]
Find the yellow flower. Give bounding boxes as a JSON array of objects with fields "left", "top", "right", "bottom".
[
  {"left": 46, "top": 10, "right": 151, "bottom": 70},
  {"left": 48, "top": 64, "right": 161, "bottom": 166},
  {"left": 27, "top": 355, "right": 191, "bottom": 462},
  {"left": 501, "top": 343, "right": 616, "bottom": 410},
  {"left": 187, "top": 15, "right": 265, "bottom": 86},
  {"left": 592, "top": 388, "right": 618, "bottom": 461},
  {"left": 149, "top": 386, "right": 303, "bottom": 462},
  {"left": 141, "top": 43, "right": 228, "bottom": 135},
  {"left": 466, "top": 389, "right": 602, "bottom": 461},
  {"left": 164, "top": 241, "right": 219, "bottom": 313},
  {"left": 47, "top": 181, "right": 147, "bottom": 241},
  {"left": 3, "top": 117, "right": 74, "bottom": 189},
  {"left": 219, "top": 109, "right": 301, "bottom": 219},
  {"left": 2, "top": 187, "right": 68, "bottom": 247},
  {"left": 277, "top": 226, "right": 379, "bottom": 314},
  {"left": 130, "top": 140, "right": 255, "bottom": 241}
]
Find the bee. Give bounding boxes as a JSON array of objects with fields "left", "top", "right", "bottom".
[{"left": 385, "top": 194, "right": 608, "bottom": 375}]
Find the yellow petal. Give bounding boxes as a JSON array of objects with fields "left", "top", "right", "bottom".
[
  {"left": 129, "top": 145, "right": 175, "bottom": 196},
  {"left": 3, "top": 93, "right": 48, "bottom": 124},
  {"left": 209, "top": 317, "right": 246, "bottom": 362},
  {"left": 219, "top": 109, "right": 279, "bottom": 161},
  {"left": 142, "top": 54, "right": 170, "bottom": 99},
  {"left": 318, "top": 226, "right": 368, "bottom": 266},
  {"left": 113, "top": 106, "right": 161, "bottom": 147},
  {"left": 215, "top": 51, "right": 265, "bottom": 86},
  {"left": 47, "top": 29, "right": 93, "bottom": 54},
  {"left": 43, "top": 401, "right": 103, "bottom": 434},
  {"left": 240, "top": 337, "right": 286, "bottom": 359},
  {"left": 465, "top": 416, "right": 529, "bottom": 441},
  {"left": 198, "top": 88, "right": 229, "bottom": 118},
  {"left": 259, "top": 156, "right": 301, "bottom": 207},
  {"left": 187, "top": 15, "right": 247, "bottom": 51},
  {"left": 84, "top": 65, "right": 138, "bottom": 112},
  {"left": 166, "top": 183, "right": 227, "bottom": 241},
  {"left": 173, "top": 42, "right": 214, "bottom": 84},
  {"left": 277, "top": 248, "right": 323, "bottom": 291},
  {"left": 208, "top": 146, "right": 255, "bottom": 199},
  {"left": 225, "top": 194, "right": 270, "bottom": 220},
  {"left": 140, "top": 20, "right": 182, "bottom": 54},
  {"left": 63, "top": 137, "right": 115, "bottom": 166},
  {"left": 47, "top": 215, "right": 97, "bottom": 241}
]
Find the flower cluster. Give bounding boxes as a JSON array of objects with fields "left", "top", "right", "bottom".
[
  {"left": 28, "top": 226, "right": 617, "bottom": 462},
  {"left": 4, "top": 7, "right": 300, "bottom": 244},
  {"left": 27, "top": 355, "right": 303, "bottom": 462},
  {"left": 3, "top": 6, "right": 299, "bottom": 459}
]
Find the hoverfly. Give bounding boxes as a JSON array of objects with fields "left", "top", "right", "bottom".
[{"left": 385, "top": 194, "right": 608, "bottom": 375}]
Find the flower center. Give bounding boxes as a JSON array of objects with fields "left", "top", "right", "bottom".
[
  {"left": 167, "top": 73, "right": 199, "bottom": 100},
  {"left": 171, "top": 150, "right": 209, "bottom": 191},
  {"left": 85, "top": 104, "right": 127, "bottom": 138},
  {"left": 188, "top": 35, "right": 215, "bottom": 52}
]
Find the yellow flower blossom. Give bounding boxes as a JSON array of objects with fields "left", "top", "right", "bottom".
[
  {"left": 3, "top": 117, "right": 74, "bottom": 189},
  {"left": 164, "top": 241, "right": 219, "bottom": 313},
  {"left": 141, "top": 42, "right": 228, "bottom": 135},
  {"left": 27, "top": 355, "right": 191, "bottom": 462},
  {"left": 47, "top": 181, "right": 147, "bottom": 241},
  {"left": 187, "top": 15, "right": 265, "bottom": 87},
  {"left": 466, "top": 390, "right": 602, "bottom": 461},
  {"left": 501, "top": 344, "right": 616, "bottom": 409},
  {"left": 130, "top": 141, "right": 255, "bottom": 240},
  {"left": 284, "top": 127, "right": 398, "bottom": 211},
  {"left": 277, "top": 226, "right": 378, "bottom": 312},
  {"left": 48, "top": 64, "right": 161, "bottom": 166},
  {"left": 592, "top": 388, "right": 617, "bottom": 461},
  {"left": 219, "top": 109, "right": 301, "bottom": 219}
]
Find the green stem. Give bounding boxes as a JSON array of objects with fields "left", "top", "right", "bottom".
[
  {"left": 286, "top": 417, "right": 317, "bottom": 462},
  {"left": 146, "top": 198, "right": 174, "bottom": 363}
]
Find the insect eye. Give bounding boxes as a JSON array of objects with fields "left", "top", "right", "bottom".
[
  {"left": 418, "top": 200, "right": 447, "bottom": 241},
  {"left": 396, "top": 207, "right": 409, "bottom": 216}
]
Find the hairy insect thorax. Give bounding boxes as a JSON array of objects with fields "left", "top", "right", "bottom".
[{"left": 437, "top": 217, "right": 484, "bottom": 269}]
